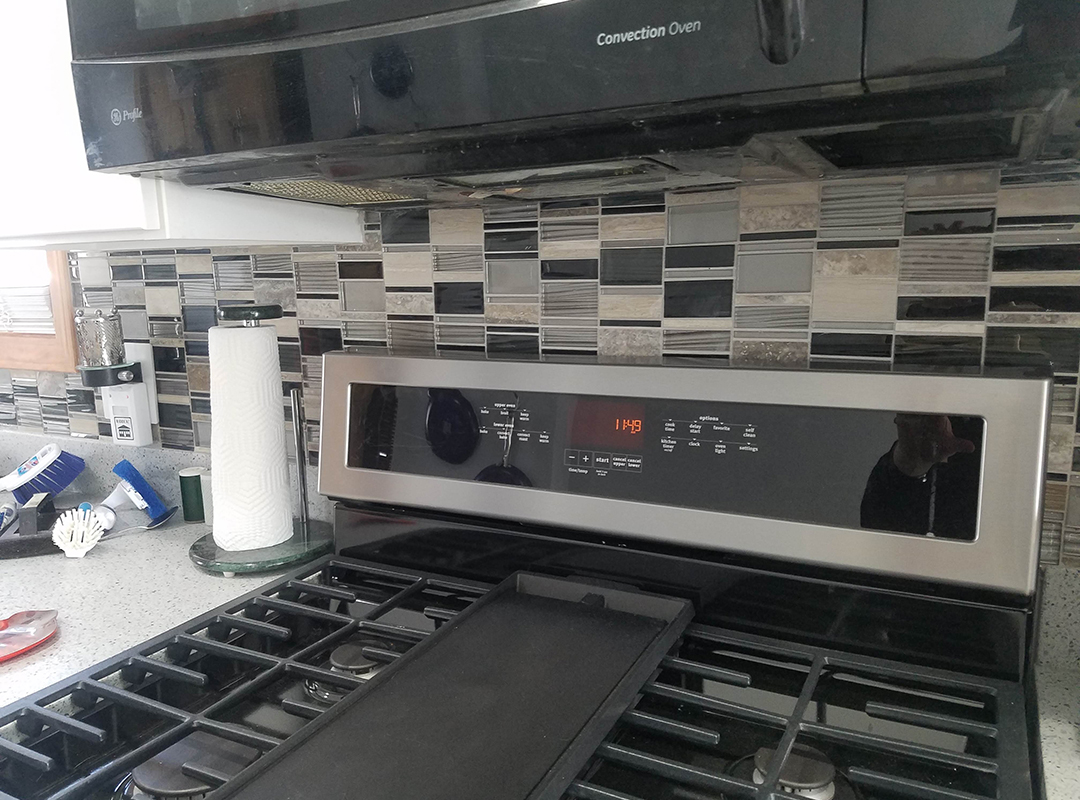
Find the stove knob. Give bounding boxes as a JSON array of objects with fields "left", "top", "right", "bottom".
[{"left": 370, "top": 44, "right": 414, "bottom": 99}]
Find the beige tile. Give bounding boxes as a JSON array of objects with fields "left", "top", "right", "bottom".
[
  {"left": 906, "top": 170, "right": 999, "bottom": 197},
  {"left": 269, "top": 316, "right": 299, "bottom": 338},
  {"left": 739, "top": 182, "right": 819, "bottom": 207},
  {"left": 1048, "top": 424, "right": 1074, "bottom": 473},
  {"left": 186, "top": 362, "right": 210, "bottom": 393},
  {"left": 144, "top": 285, "right": 181, "bottom": 316},
  {"left": 598, "top": 294, "right": 663, "bottom": 319},
  {"left": 383, "top": 249, "right": 433, "bottom": 286},
  {"left": 539, "top": 241, "right": 601, "bottom": 260},
  {"left": 597, "top": 328, "right": 663, "bottom": 363},
  {"left": 68, "top": 414, "right": 100, "bottom": 436},
  {"left": 740, "top": 204, "right": 818, "bottom": 233},
  {"left": 112, "top": 282, "right": 145, "bottom": 306},
  {"left": 812, "top": 277, "right": 897, "bottom": 322},
  {"left": 734, "top": 293, "right": 811, "bottom": 305},
  {"left": 599, "top": 213, "right": 667, "bottom": 240},
  {"left": 896, "top": 282, "right": 989, "bottom": 296},
  {"left": 894, "top": 321, "right": 985, "bottom": 335},
  {"left": 991, "top": 271, "right": 1080, "bottom": 286},
  {"left": 663, "top": 318, "right": 733, "bottom": 330},
  {"left": 815, "top": 249, "right": 899, "bottom": 277},
  {"left": 998, "top": 184, "right": 1080, "bottom": 217},
  {"left": 429, "top": 209, "right": 484, "bottom": 245},
  {"left": 731, "top": 340, "right": 809, "bottom": 369},
  {"left": 296, "top": 297, "right": 342, "bottom": 319},
  {"left": 986, "top": 312, "right": 1080, "bottom": 326},
  {"left": 176, "top": 254, "right": 213, "bottom": 274},
  {"left": 386, "top": 292, "right": 435, "bottom": 315},
  {"left": 485, "top": 303, "right": 540, "bottom": 324}
]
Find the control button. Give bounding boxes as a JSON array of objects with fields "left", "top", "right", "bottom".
[
  {"left": 370, "top": 44, "right": 414, "bottom": 99},
  {"left": 594, "top": 452, "right": 612, "bottom": 468},
  {"left": 579, "top": 451, "right": 593, "bottom": 467},
  {"left": 611, "top": 454, "right": 628, "bottom": 471},
  {"left": 564, "top": 449, "right": 579, "bottom": 465},
  {"left": 626, "top": 456, "right": 643, "bottom": 473}
]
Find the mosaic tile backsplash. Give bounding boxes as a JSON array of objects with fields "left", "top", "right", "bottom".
[{"left": 3, "top": 169, "right": 1080, "bottom": 564}]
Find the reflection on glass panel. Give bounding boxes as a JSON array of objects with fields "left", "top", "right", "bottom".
[
  {"left": 136, "top": 0, "right": 343, "bottom": 29},
  {"left": 347, "top": 384, "right": 985, "bottom": 541}
]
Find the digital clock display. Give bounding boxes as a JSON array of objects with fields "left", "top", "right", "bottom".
[{"left": 570, "top": 399, "right": 646, "bottom": 451}]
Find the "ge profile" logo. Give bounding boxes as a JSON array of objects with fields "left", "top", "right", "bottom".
[{"left": 110, "top": 107, "right": 143, "bottom": 126}]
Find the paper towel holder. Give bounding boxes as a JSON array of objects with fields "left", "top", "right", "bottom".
[{"left": 188, "top": 304, "right": 333, "bottom": 575}]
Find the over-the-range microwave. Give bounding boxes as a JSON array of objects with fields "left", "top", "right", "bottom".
[{"left": 67, "top": 0, "right": 1080, "bottom": 206}]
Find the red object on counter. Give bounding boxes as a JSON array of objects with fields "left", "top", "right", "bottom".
[{"left": 0, "top": 610, "right": 58, "bottom": 663}]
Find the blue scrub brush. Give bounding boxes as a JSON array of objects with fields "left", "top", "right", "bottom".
[
  {"left": 95, "top": 460, "right": 177, "bottom": 530},
  {"left": 0, "top": 444, "right": 85, "bottom": 504}
]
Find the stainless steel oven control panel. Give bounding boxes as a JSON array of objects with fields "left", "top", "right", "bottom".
[{"left": 320, "top": 354, "right": 1050, "bottom": 594}]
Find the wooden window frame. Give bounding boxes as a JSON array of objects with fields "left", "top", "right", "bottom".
[{"left": 0, "top": 251, "right": 78, "bottom": 372}]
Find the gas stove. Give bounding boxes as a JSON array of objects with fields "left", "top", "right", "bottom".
[{"left": 0, "top": 355, "right": 1051, "bottom": 800}]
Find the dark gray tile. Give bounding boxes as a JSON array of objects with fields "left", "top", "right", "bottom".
[
  {"left": 993, "top": 244, "right": 1080, "bottom": 271},
  {"left": 811, "top": 333, "right": 893, "bottom": 358},
  {"left": 663, "top": 280, "right": 733, "bottom": 318},
  {"left": 339, "top": 261, "right": 383, "bottom": 279},
  {"left": 989, "top": 287, "right": 1080, "bottom": 313},
  {"left": 484, "top": 230, "right": 538, "bottom": 253},
  {"left": 185, "top": 339, "right": 210, "bottom": 358},
  {"left": 381, "top": 209, "right": 430, "bottom": 244},
  {"left": 665, "top": 245, "right": 735, "bottom": 269},
  {"left": 435, "top": 282, "right": 485, "bottom": 314},
  {"left": 144, "top": 263, "right": 177, "bottom": 281},
  {"left": 541, "top": 260, "right": 598, "bottom": 280},
  {"left": 158, "top": 403, "right": 192, "bottom": 430},
  {"left": 487, "top": 333, "right": 540, "bottom": 359},
  {"left": 600, "top": 193, "right": 665, "bottom": 213},
  {"left": 997, "top": 214, "right": 1080, "bottom": 227},
  {"left": 152, "top": 346, "right": 185, "bottom": 373},
  {"left": 986, "top": 327, "right": 1080, "bottom": 372},
  {"left": 903, "top": 208, "right": 995, "bottom": 236},
  {"left": 893, "top": 336, "right": 982, "bottom": 368},
  {"left": 810, "top": 358, "right": 891, "bottom": 372},
  {"left": 110, "top": 264, "right": 143, "bottom": 281},
  {"left": 600, "top": 248, "right": 663, "bottom": 285},
  {"left": 278, "top": 343, "right": 302, "bottom": 372},
  {"left": 182, "top": 306, "right": 218, "bottom": 333},
  {"left": 299, "top": 327, "right": 343, "bottom": 356},
  {"left": 897, "top": 296, "right": 986, "bottom": 321}
]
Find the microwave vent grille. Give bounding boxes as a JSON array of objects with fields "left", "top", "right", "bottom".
[{"left": 237, "top": 179, "right": 416, "bottom": 206}]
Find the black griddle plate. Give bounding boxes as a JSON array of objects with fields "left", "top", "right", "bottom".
[{"left": 214, "top": 573, "right": 692, "bottom": 800}]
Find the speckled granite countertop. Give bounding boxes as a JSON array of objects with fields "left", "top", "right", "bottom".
[
  {"left": 0, "top": 516, "right": 286, "bottom": 709},
  {"left": 1038, "top": 565, "right": 1080, "bottom": 800},
  {"left": 1037, "top": 665, "right": 1080, "bottom": 800}
]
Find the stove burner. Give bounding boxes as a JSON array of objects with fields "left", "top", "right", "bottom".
[
  {"left": 114, "top": 731, "right": 259, "bottom": 800},
  {"left": 726, "top": 745, "right": 848, "bottom": 800},
  {"left": 303, "top": 636, "right": 393, "bottom": 705},
  {"left": 329, "top": 639, "right": 384, "bottom": 675}
]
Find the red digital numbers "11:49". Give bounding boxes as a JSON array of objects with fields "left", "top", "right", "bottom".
[{"left": 615, "top": 418, "right": 642, "bottom": 434}]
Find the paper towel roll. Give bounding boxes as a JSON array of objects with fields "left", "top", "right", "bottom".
[{"left": 208, "top": 325, "right": 293, "bottom": 550}]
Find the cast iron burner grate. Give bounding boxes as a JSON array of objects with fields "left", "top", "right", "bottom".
[
  {"left": 0, "top": 557, "right": 1032, "bottom": 800},
  {"left": 0, "top": 557, "right": 486, "bottom": 800},
  {"left": 562, "top": 625, "right": 1029, "bottom": 800}
]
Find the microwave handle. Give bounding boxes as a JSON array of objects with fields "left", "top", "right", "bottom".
[{"left": 755, "top": 0, "right": 806, "bottom": 64}]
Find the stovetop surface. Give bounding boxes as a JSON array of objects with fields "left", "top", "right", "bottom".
[{"left": 0, "top": 542, "right": 1035, "bottom": 800}]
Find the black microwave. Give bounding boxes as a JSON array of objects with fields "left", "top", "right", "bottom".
[{"left": 67, "top": 0, "right": 1080, "bottom": 205}]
